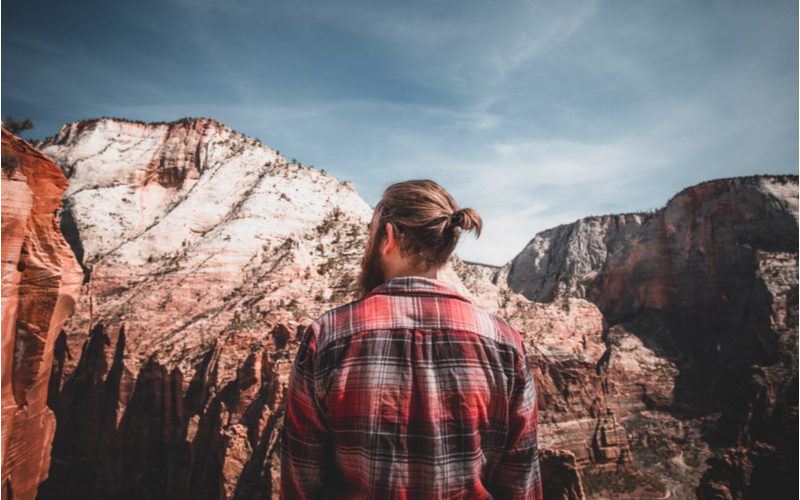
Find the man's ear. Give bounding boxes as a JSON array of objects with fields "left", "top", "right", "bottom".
[{"left": 381, "top": 222, "right": 396, "bottom": 255}]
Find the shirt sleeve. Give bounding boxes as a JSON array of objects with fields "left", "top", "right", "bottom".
[
  {"left": 280, "top": 322, "right": 332, "bottom": 499},
  {"left": 492, "top": 344, "right": 544, "bottom": 500}
]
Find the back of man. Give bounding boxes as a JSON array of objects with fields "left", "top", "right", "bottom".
[{"left": 280, "top": 179, "right": 543, "bottom": 499}]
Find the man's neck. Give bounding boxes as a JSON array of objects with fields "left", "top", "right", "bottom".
[{"left": 384, "top": 265, "right": 442, "bottom": 282}]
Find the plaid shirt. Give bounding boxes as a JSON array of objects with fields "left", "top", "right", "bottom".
[{"left": 280, "top": 276, "right": 543, "bottom": 499}]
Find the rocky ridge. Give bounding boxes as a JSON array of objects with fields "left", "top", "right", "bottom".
[
  {"left": 499, "top": 212, "right": 654, "bottom": 302},
  {"left": 501, "top": 174, "right": 799, "bottom": 499}
]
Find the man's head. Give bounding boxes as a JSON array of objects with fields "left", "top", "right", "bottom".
[{"left": 357, "top": 179, "right": 482, "bottom": 297}]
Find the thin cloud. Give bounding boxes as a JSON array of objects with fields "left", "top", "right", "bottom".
[{"left": 3, "top": 0, "right": 796, "bottom": 266}]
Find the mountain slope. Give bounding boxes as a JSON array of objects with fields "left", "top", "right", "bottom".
[{"left": 34, "top": 117, "right": 380, "bottom": 498}]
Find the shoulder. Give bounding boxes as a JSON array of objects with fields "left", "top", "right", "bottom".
[
  {"left": 309, "top": 294, "right": 380, "bottom": 348},
  {"left": 313, "top": 293, "right": 376, "bottom": 326},
  {"left": 486, "top": 311, "right": 526, "bottom": 354}
]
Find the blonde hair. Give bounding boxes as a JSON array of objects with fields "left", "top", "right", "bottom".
[{"left": 371, "top": 179, "right": 482, "bottom": 270}]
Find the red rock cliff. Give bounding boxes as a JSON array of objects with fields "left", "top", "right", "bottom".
[
  {"left": 1, "top": 127, "right": 83, "bottom": 500},
  {"left": 504, "top": 174, "right": 798, "bottom": 498}
]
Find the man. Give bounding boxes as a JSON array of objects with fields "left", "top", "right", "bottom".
[{"left": 280, "top": 179, "right": 543, "bottom": 499}]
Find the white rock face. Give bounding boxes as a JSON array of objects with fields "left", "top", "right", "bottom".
[
  {"left": 758, "top": 176, "right": 799, "bottom": 223},
  {"left": 36, "top": 118, "right": 374, "bottom": 274},
  {"left": 498, "top": 212, "right": 653, "bottom": 302}
]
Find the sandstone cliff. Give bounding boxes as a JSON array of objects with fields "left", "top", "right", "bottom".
[
  {"left": 501, "top": 174, "right": 799, "bottom": 499},
  {"left": 1, "top": 127, "right": 83, "bottom": 500},
  {"left": 499, "top": 213, "right": 654, "bottom": 302},
  {"left": 31, "top": 117, "right": 374, "bottom": 499}
]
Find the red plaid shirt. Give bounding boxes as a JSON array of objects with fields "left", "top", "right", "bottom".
[{"left": 280, "top": 276, "right": 543, "bottom": 499}]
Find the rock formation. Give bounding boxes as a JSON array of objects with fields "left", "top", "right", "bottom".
[
  {"left": 29, "top": 117, "right": 373, "bottom": 499},
  {"left": 500, "top": 174, "right": 799, "bottom": 499},
  {"left": 538, "top": 449, "right": 585, "bottom": 500},
  {"left": 499, "top": 213, "right": 653, "bottom": 302},
  {"left": 1, "top": 127, "right": 83, "bottom": 500}
]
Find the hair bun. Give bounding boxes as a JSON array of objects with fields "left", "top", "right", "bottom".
[{"left": 450, "top": 210, "right": 464, "bottom": 226}]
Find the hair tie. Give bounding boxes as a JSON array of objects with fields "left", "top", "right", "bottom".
[{"left": 451, "top": 210, "right": 464, "bottom": 226}]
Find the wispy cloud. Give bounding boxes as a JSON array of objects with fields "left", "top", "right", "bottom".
[{"left": 3, "top": 0, "right": 797, "bottom": 266}]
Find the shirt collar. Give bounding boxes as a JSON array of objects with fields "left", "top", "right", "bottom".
[{"left": 367, "top": 275, "right": 472, "bottom": 304}]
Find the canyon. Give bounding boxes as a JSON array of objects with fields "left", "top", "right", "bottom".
[{"left": 1, "top": 118, "right": 797, "bottom": 499}]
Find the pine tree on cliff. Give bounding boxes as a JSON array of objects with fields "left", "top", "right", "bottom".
[{"left": 3, "top": 115, "right": 34, "bottom": 134}]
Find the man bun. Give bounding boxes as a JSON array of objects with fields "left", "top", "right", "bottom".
[{"left": 451, "top": 208, "right": 482, "bottom": 238}]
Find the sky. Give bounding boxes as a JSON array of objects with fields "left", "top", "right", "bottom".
[{"left": 2, "top": 0, "right": 798, "bottom": 266}]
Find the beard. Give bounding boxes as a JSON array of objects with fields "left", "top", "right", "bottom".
[{"left": 357, "top": 232, "right": 385, "bottom": 298}]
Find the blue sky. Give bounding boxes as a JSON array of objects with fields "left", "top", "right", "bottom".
[{"left": 3, "top": 0, "right": 798, "bottom": 265}]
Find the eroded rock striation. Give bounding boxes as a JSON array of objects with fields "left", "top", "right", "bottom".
[{"left": 1, "top": 127, "right": 83, "bottom": 500}]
